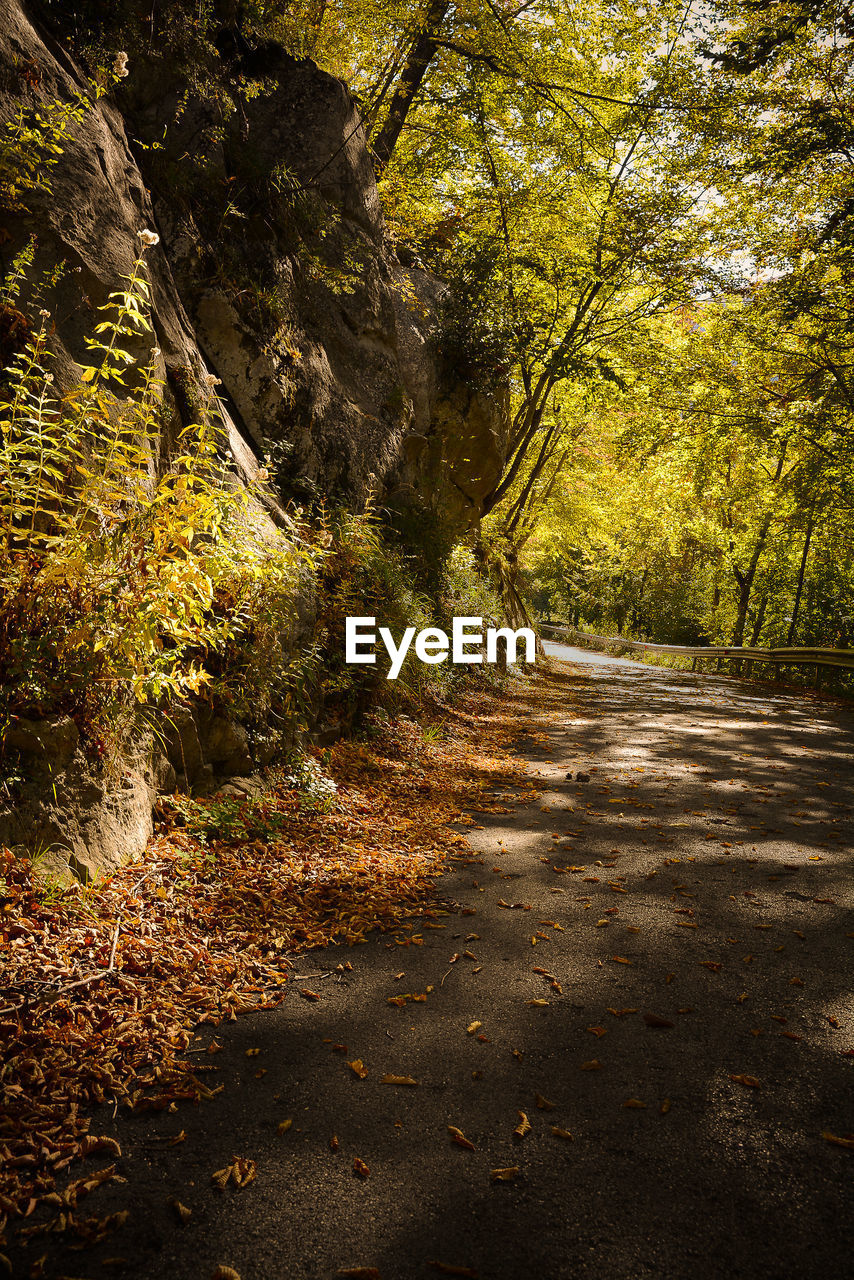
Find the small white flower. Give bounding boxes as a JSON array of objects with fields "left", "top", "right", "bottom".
[
  {"left": 43, "top": 373, "right": 54, "bottom": 384},
  {"left": 39, "top": 308, "right": 50, "bottom": 318},
  {"left": 138, "top": 228, "right": 159, "bottom": 248},
  {"left": 257, "top": 466, "right": 270, "bottom": 480},
  {"left": 113, "top": 51, "right": 129, "bottom": 78},
  {"left": 202, "top": 373, "right": 221, "bottom": 388},
  {"left": 150, "top": 347, "right": 161, "bottom": 358}
]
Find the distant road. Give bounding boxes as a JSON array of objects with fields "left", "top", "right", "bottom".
[{"left": 543, "top": 637, "right": 652, "bottom": 669}]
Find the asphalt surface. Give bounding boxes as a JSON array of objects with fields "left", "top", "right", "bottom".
[
  {"left": 543, "top": 638, "right": 654, "bottom": 669},
  {"left": 20, "top": 657, "right": 854, "bottom": 1280}
]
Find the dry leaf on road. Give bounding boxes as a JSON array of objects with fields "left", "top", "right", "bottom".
[
  {"left": 514, "top": 1112, "right": 531, "bottom": 1138},
  {"left": 490, "top": 1167, "right": 520, "bottom": 1181}
]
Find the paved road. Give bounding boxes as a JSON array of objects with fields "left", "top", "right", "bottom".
[
  {"left": 543, "top": 638, "right": 654, "bottom": 669},
  {"left": 27, "top": 660, "right": 854, "bottom": 1280}
]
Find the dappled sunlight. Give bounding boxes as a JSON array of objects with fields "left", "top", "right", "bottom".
[{"left": 4, "top": 660, "right": 852, "bottom": 1278}]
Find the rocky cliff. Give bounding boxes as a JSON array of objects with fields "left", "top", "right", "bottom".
[{"left": 0, "top": 0, "right": 507, "bottom": 881}]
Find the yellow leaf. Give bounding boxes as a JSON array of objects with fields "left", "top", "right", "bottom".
[
  {"left": 380, "top": 1075, "right": 418, "bottom": 1086},
  {"left": 347, "top": 1059, "right": 368, "bottom": 1079},
  {"left": 822, "top": 1131, "right": 854, "bottom": 1150},
  {"left": 622, "top": 1099, "right": 646, "bottom": 1108},
  {"left": 170, "top": 1199, "right": 192, "bottom": 1224},
  {"left": 448, "top": 1125, "right": 475, "bottom": 1152},
  {"left": 535, "top": 1094, "right": 555, "bottom": 1111},
  {"left": 466, "top": 1022, "right": 482, "bottom": 1035},
  {"left": 513, "top": 1111, "right": 531, "bottom": 1139},
  {"left": 490, "top": 1167, "right": 520, "bottom": 1181},
  {"left": 550, "top": 1127, "right": 573, "bottom": 1140},
  {"left": 277, "top": 1119, "right": 293, "bottom": 1135}
]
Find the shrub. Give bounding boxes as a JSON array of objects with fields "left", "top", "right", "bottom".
[{"left": 0, "top": 235, "right": 314, "bottom": 754}]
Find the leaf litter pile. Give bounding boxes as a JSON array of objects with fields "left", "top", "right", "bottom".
[{"left": 0, "top": 686, "right": 532, "bottom": 1260}]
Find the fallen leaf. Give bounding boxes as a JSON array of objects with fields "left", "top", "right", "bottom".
[
  {"left": 380, "top": 1075, "right": 418, "bottom": 1086},
  {"left": 330, "top": 1135, "right": 340, "bottom": 1152},
  {"left": 245, "top": 1048, "right": 261, "bottom": 1058},
  {"left": 611, "top": 956, "right": 633, "bottom": 965},
  {"left": 822, "top": 1132, "right": 854, "bottom": 1150},
  {"left": 580, "top": 1059, "right": 602, "bottom": 1071},
  {"left": 643, "top": 1013, "right": 674, "bottom": 1029},
  {"left": 299, "top": 990, "right": 321, "bottom": 1001},
  {"left": 550, "top": 1126, "right": 573, "bottom": 1140},
  {"left": 490, "top": 1167, "right": 520, "bottom": 1181},
  {"left": 527, "top": 999, "right": 549, "bottom": 1006},
  {"left": 212, "top": 1268, "right": 241, "bottom": 1280},
  {"left": 729, "top": 1074, "right": 761, "bottom": 1088},
  {"left": 514, "top": 1112, "right": 532, "bottom": 1138},
  {"left": 535, "top": 1094, "right": 555, "bottom": 1110},
  {"left": 277, "top": 1119, "right": 293, "bottom": 1135},
  {"left": 660, "top": 1099, "right": 671, "bottom": 1114},
  {"left": 587, "top": 1025, "right": 607, "bottom": 1037},
  {"left": 622, "top": 1099, "right": 646, "bottom": 1108},
  {"left": 352, "top": 1158, "right": 371, "bottom": 1179},
  {"left": 347, "top": 1059, "right": 368, "bottom": 1079},
  {"left": 448, "top": 1126, "right": 476, "bottom": 1152},
  {"left": 466, "top": 1022, "right": 482, "bottom": 1035},
  {"left": 170, "top": 1199, "right": 192, "bottom": 1224}
]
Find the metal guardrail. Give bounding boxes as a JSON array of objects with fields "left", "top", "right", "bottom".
[{"left": 540, "top": 625, "right": 854, "bottom": 672}]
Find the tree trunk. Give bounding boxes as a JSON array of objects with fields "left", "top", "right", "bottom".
[
  {"left": 787, "top": 512, "right": 814, "bottom": 646},
  {"left": 749, "top": 593, "right": 768, "bottom": 646},
  {"left": 730, "top": 454, "right": 786, "bottom": 646},
  {"left": 371, "top": 0, "right": 451, "bottom": 174}
]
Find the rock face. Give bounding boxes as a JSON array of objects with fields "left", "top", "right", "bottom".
[
  {"left": 0, "top": 716, "right": 168, "bottom": 887},
  {"left": 0, "top": 0, "right": 507, "bottom": 880},
  {"left": 125, "top": 41, "right": 507, "bottom": 525}
]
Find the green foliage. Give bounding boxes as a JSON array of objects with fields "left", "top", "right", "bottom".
[
  {"left": 314, "top": 510, "right": 504, "bottom": 720},
  {"left": 314, "top": 507, "right": 436, "bottom": 714},
  {"left": 280, "top": 750, "right": 340, "bottom": 813},
  {"left": 0, "top": 238, "right": 314, "bottom": 745},
  {"left": 0, "top": 93, "right": 90, "bottom": 211},
  {"left": 161, "top": 792, "right": 286, "bottom": 843}
]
